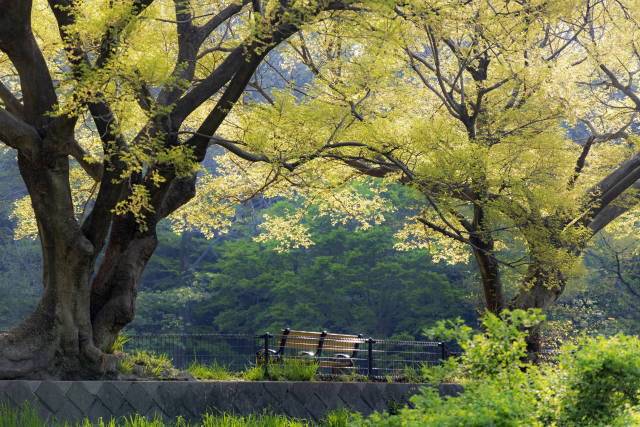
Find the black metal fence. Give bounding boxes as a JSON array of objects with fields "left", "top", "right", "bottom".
[
  {"left": 126, "top": 333, "right": 260, "bottom": 372},
  {"left": 125, "top": 332, "right": 446, "bottom": 380}
]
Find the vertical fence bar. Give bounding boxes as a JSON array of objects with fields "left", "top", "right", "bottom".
[
  {"left": 367, "top": 338, "right": 376, "bottom": 379},
  {"left": 440, "top": 342, "right": 446, "bottom": 362},
  {"left": 263, "top": 332, "right": 272, "bottom": 376}
]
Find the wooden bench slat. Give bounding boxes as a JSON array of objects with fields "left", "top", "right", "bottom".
[{"left": 260, "top": 329, "right": 364, "bottom": 373}]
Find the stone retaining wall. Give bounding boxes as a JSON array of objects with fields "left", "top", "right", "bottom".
[{"left": 0, "top": 380, "right": 463, "bottom": 423}]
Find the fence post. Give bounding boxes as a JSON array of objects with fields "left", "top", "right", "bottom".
[
  {"left": 263, "top": 332, "right": 272, "bottom": 376},
  {"left": 367, "top": 338, "right": 376, "bottom": 379},
  {"left": 439, "top": 342, "right": 446, "bottom": 362}
]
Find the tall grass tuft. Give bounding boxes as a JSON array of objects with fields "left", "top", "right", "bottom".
[
  {"left": 187, "top": 361, "right": 235, "bottom": 380},
  {"left": 201, "top": 412, "right": 310, "bottom": 427},
  {"left": 0, "top": 402, "right": 46, "bottom": 427},
  {"left": 0, "top": 400, "right": 357, "bottom": 426},
  {"left": 243, "top": 359, "right": 319, "bottom": 382}
]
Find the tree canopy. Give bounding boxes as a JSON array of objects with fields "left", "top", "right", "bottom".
[
  {"left": 2, "top": 0, "right": 640, "bottom": 377},
  {"left": 172, "top": 0, "right": 640, "bottom": 353}
]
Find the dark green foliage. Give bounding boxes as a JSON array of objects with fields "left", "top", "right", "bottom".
[{"left": 131, "top": 223, "right": 477, "bottom": 337}]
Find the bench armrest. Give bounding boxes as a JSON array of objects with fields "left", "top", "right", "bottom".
[{"left": 331, "top": 353, "right": 352, "bottom": 359}]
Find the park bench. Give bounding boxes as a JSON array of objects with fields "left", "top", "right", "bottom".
[{"left": 257, "top": 328, "right": 365, "bottom": 373}]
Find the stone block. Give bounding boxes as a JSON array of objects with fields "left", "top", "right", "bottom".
[
  {"left": 124, "top": 382, "right": 154, "bottom": 414},
  {"left": 181, "top": 382, "right": 209, "bottom": 418},
  {"left": 111, "top": 381, "right": 132, "bottom": 396},
  {"left": 55, "top": 398, "right": 85, "bottom": 423},
  {"left": 34, "top": 381, "right": 67, "bottom": 413},
  {"left": 30, "top": 397, "right": 54, "bottom": 423},
  {"left": 87, "top": 398, "right": 113, "bottom": 423},
  {"left": 78, "top": 381, "right": 102, "bottom": 395},
  {"left": 313, "top": 383, "right": 345, "bottom": 411},
  {"left": 202, "top": 381, "right": 236, "bottom": 414},
  {"left": 156, "top": 382, "right": 189, "bottom": 418},
  {"left": 338, "top": 383, "right": 370, "bottom": 414},
  {"left": 5, "top": 381, "right": 38, "bottom": 408},
  {"left": 232, "top": 382, "right": 270, "bottom": 415},
  {"left": 114, "top": 400, "right": 135, "bottom": 418},
  {"left": 95, "top": 382, "right": 124, "bottom": 413},
  {"left": 359, "top": 382, "right": 385, "bottom": 412},
  {"left": 66, "top": 382, "right": 96, "bottom": 413}
]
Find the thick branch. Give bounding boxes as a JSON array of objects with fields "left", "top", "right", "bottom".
[
  {"left": 210, "top": 136, "right": 269, "bottom": 163},
  {"left": 0, "top": 108, "right": 41, "bottom": 157},
  {"left": 68, "top": 140, "right": 103, "bottom": 181},
  {"left": 0, "top": 81, "right": 24, "bottom": 119},
  {"left": 0, "top": 0, "right": 57, "bottom": 125},
  {"left": 588, "top": 179, "right": 640, "bottom": 234},
  {"left": 568, "top": 135, "right": 595, "bottom": 189},
  {"left": 588, "top": 152, "right": 640, "bottom": 217},
  {"left": 600, "top": 64, "right": 640, "bottom": 109},
  {"left": 198, "top": 0, "right": 251, "bottom": 41}
]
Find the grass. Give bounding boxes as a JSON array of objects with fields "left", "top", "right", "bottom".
[
  {"left": 187, "top": 361, "right": 239, "bottom": 381},
  {"left": 0, "top": 404, "right": 355, "bottom": 427},
  {"left": 117, "top": 351, "right": 175, "bottom": 378},
  {"left": 107, "top": 334, "right": 131, "bottom": 354},
  {"left": 243, "top": 359, "right": 319, "bottom": 382}
]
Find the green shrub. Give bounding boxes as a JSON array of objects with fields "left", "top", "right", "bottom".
[
  {"left": 555, "top": 334, "right": 640, "bottom": 426},
  {"left": 425, "top": 309, "right": 545, "bottom": 381},
  {"left": 351, "top": 313, "right": 640, "bottom": 427},
  {"left": 420, "top": 358, "right": 465, "bottom": 385},
  {"left": 357, "top": 376, "right": 543, "bottom": 427}
]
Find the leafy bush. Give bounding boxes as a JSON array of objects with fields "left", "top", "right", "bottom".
[
  {"left": 358, "top": 378, "right": 542, "bottom": 427},
  {"left": 554, "top": 334, "right": 640, "bottom": 426},
  {"left": 323, "top": 408, "right": 352, "bottom": 427},
  {"left": 424, "top": 309, "right": 544, "bottom": 381},
  {"left": 354, "top": 311, "right": 640, "bottom": 427}
]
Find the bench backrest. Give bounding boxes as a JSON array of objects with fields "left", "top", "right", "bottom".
[
  {"left": 276, "top": 329, "right": 324, "bottom": 355},
  {"left": 276, "top": 328, "right": 364, "bottom": 358},
  {"left": 321, "top": 332, "right": 364, "bottom": 358}
]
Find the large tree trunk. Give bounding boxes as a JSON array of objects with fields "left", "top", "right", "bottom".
[
  {"left": 0, "top": 216, "right": 159, "bottom": 379},
  {"left": 470, "top": 205, "right": 504, "bottom": 314},
  {"left": 508, "top": 261, "right": 567, "bottom": 357},
  {"left": 90, "top": 216, "right": 158, "bottom": 352},
  {"left": 0, "top": 151, "right": 111, "bottom": 379},
  {"left": 0, "top": 138, "right": 165, "bottom": 379},
  {"left": 471, "top": 246, "right": 503, "bottom": 315}
]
